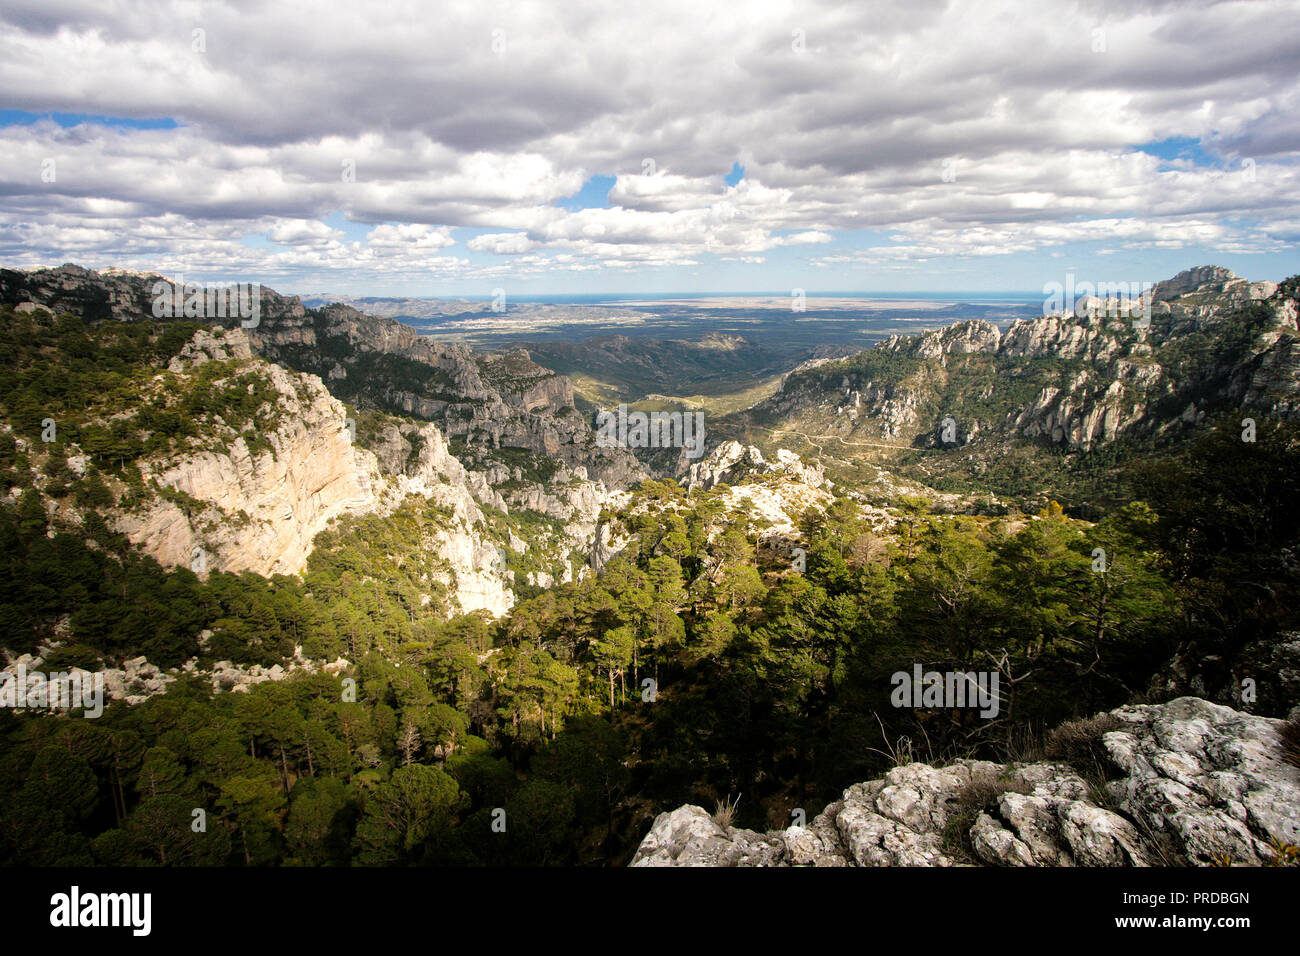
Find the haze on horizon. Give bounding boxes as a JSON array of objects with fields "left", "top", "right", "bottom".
[{"left": 2, "top": 0, "right": 1298, "bottom": 298}]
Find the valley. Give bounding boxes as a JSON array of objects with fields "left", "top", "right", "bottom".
[
  {"left": 0, "top": 262, "right": 1297, "bottom": 869},
  {"left": 6, "top": 0, "right": 1300, "bottom": 931}
]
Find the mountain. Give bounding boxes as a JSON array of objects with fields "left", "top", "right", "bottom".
[
  {"left": 0, "top": 265, "right": 655, "bottom": 604},
  {"left": 1, "top": 261, "right": 1296, "bottom": 869},
  {"left": 0, "top": 264, "right": 645, "bottom": 491},
  {"left": 717, "top": 267, "right": 1299, "bottom": 508},
  {"left": 0, "top": 316, "right": 526, "bottom": 613}
]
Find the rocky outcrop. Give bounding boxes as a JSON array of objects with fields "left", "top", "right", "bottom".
[
  {"left": 0, "top": 263, "right": 161, "bottom": 323},
  {"left": 683, "top": 441, "right": 828, "bottom": 492},
  {"left": 477, "top": 349, "right": 575, "bottom": 414},
  {"left": 112, "top": 328, "right": 379, "bottom": 578},
  {"left": 1, "top": 642, "right": 351, "bottom": 706},
  {"left": 631, "top": 697, "right": 1300, "bottom": 867},
  {"left": 78, "top": 327, "right": 518, "bottom": 616},
  {"left": 748, "top": 266, "right": 1300, "bottom": 456},
  {"left": 1150, "top": 265, "right": 1241, "bottom": 302},
  {"left": 879, "top": 319, "right": 1001, "bottom": 360},
  {"left": 683, "top": 441, "right": 771, "bottom": 490}
]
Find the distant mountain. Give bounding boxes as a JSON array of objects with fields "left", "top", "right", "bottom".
[
  {"left": 717, "top": 266, "right": 1299, "bottom": 508},
  {"left": 299, "top": 293, "right": 490, "bottom": 320}
]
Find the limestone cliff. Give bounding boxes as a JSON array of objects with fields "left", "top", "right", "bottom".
[
  {"left": 51, "top": 327, "right": 518, "bottom": 616},
  {"left": 0, "top": 264, "right": 645, "bottom": 611},
  {"left": 743, "top": 266, "right": 1299, "bottom": 456}
]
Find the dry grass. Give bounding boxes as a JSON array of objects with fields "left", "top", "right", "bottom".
[
  {"left": 952, "top": 772, "right": 1033, "bottom": 813},
  {"left": 1044, "top": 713, "right": 1123, "bottom": 773},
  {"left": 1278, "top": 717, "right": 1300, "bottom": 771},
  {"left": 941, "top": 772, "right": 1034, "bottom": 864},
  {"left": 711, "top": 793, "right": 741, "bottom": 830}
]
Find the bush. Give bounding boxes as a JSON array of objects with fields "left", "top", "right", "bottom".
[
  {"left": 41, "top": 644, "right": 105, "bottom": 672},
  {"left": 74, "top": 473, "right": 114, "bottom": 508},
  {"left": 1044, "top": 713, "right": 1123, "bottom": 772}
]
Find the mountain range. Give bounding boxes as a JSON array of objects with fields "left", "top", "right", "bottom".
[{"left": 1, "top": 261, "right": 1297, "bottom": 867}]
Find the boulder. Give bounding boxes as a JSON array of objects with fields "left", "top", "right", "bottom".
[{"left": 630, "top": 697, "right": 1300, "bottom": 867}]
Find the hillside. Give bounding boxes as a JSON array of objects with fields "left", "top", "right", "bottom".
[
  {"left": 717, "top": 267, "right": 1299, "bottom": 510},
  {"left": 0, "top": 262, "right": 1296, "bottom": 869}
]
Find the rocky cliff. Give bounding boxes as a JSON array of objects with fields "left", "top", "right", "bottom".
[
  {"left": 632, "top": 697, "right": 1300, "bottom": 867},
  {"left": 742, "top": 267, "right": 1299, "bottom": 457},
  {"left": 112, "top": 327, "right": 362, "bottom": 576},
  {"left": 0, "top": 263, "right": 644, "bottom": 490},
  {"left": 20, "top": 325, "right": 518, "bottom": 615},
  {"left": 0, "top": 264, "right": 647, "bottom": 610}
]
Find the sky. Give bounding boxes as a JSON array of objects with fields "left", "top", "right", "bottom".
[{"left": 1, "top": 0, "right": 1298, "bottom": 296}]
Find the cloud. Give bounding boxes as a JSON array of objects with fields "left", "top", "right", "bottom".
[
  {"left": 468, "top": 232, "right": 537, "bottom": 254},
  {"left": 0, "top": 0, "right": 1296, "bottom": 288}
]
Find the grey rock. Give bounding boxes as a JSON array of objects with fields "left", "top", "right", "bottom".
[{"left": 631, "top": 697, "right": 1300, "bottom": 867}]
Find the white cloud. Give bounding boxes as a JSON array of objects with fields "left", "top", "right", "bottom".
[{"left": 0, "top": 0, "right": 1297, "bottom": 286}]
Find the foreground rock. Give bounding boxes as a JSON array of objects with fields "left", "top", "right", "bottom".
[{"left": 631, "top": 697, "right": 1300, "bottom": 867}]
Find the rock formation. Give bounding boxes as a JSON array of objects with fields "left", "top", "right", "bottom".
[
  {"left": 631, "top": 697, "right": 1300, "bottom": 867},
  {"left": 0, "top": 267, "right": 648, "bottom": 615},
  {"left": 748, "top": 266, "right": 1300, "bottom": 455},
  {"left": 683, "top": 440, "right": 828, "bottom": 492}
]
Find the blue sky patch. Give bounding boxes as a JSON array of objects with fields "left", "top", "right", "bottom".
[
  {"left": 0, "top": 110, "right": 179, "bottom": 130},
  {"left": 557, "top": 174, "right": 616, "bottom": 210},
  {"left": 1135, "top": 136, "right": 1217, "bottom": 167}
]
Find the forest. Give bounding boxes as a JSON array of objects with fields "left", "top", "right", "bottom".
[{"left": 2, "top": 400, "right": 1296, "bottom": 865}]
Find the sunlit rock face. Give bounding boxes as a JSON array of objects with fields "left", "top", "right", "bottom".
[
  {"left": 746, "top": 266, "right": 1300, "bottom": 456},
  {"left": 93, "top": 327, "right": 514, "bottom": 616}
]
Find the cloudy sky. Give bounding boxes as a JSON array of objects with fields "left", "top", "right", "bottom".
[{"left": 2, "top": 0, "right": 1298, "bottom": 296}]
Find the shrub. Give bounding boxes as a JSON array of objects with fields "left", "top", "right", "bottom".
[
  {"left": 711, "top": 793, "right": 740, "bottom": 830},
  {"left": 41, "top": 644, "right": 105, "bottom": 672},
  {"left": 1044, "top": 713, "right": 1123, "bottom": 772}
]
